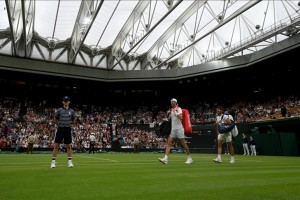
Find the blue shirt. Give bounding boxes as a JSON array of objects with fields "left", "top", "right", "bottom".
[{"left": 54, "top": 107, "right": 75, "bottom": 128}]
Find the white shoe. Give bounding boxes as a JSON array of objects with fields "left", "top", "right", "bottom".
[
  {"left": 68, "top": 160, "right": 74, "bottom": 168},
  {"left": 185, "top": 157, "right": 193, "bottom": 164},
  {"left": 213, "top": 158, "right": 222, "bottom": 163},
  {"left": 50, "top": 161, "right": 56, "bottom": 168},
  {"left": 158, "top": 157, "right": 168, "bottom": 164},
  {"left": 229, "top": 159, "right": 235, "bottom": 164}
]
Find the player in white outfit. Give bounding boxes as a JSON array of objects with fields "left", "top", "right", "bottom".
[
  {"left": 213, "top": 106, "right": 235, "bottom": 164},
  {"left": 158, "top": 98, "right": 193, "bottom": 164}
]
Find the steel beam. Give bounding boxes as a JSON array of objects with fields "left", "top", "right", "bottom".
[
  {"left": 109, "top": 0, "right": 183, "bottom": 70},
  {"left": 0, "top": 38, "right": 11, "bottom": 50},
  {"left": 147, "top": 0, "right": 207, "bottom": 62},
  {"left": 154, "top": 0, "right": 262, "bottom": 69},
  {"left": 21, "top": 0, "right": 35, "bottom": 57},
  {"left": 110, "top": 1, "right": 150, "bottom": 62},
  {"left": 5, "top": 0, "right": 23, "bottom": 55},
  {"left": 69, "top": 0, "right": 104, "bottom": 64}
]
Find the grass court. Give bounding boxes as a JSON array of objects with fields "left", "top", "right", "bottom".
[{"left": 0, "top": 152, "right": 299, "bottom": 200}]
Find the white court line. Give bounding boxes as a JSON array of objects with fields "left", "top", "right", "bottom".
[
  {"left": 242, "top": 160, "right": 265, "bottom": 162},
  {"left": 75, "top": 155, "right": 119, "bottom": 162}
]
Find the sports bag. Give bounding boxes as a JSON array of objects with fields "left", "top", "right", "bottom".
[
  {"left": 159, "top": 120, "right": 171, "bottom": 136},
  {"left": 218, "top": 114, "right": 236, "bottom": 135},
  {"left": 182, "top": 109, "right": 192, "bottom": 134}
]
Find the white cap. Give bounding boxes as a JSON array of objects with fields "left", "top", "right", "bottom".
[
  {"left": 91, "top": 133, "right": 95, "bottom": 135},
  {"left": 171, "top": 98, "right": 177, "bottom": 103}
]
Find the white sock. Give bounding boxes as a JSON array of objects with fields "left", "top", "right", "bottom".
[
  {"left": 164, "top": 155, "right": 168, "bottom": 159},
  {"left": 217, "top": 154, "right": 221, "bottom": 159}
]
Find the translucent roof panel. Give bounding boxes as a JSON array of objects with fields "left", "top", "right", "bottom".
[
  {"left": 177, "top": 0, "right": 300, "bottom": 67},
  {"left": 0, "top": 1, "right": 9, "bottom": 30},
  {"left": 35, "top": 0, "right": 81, "bottom": 41},
  {"left": 0, "top": 1, "right": 11, "bottom": 55},
  {"left": 0, "top": 0, "right": 299, "bottom": 71},
  {"left": 35, "top": 1, "right": 58, "bottom": 40},
  {"left": 85, "top": 1, "right": 139, "bottom": 49},
  {"left": 133, "top": 1, "right": 194, "bottom": 54}
]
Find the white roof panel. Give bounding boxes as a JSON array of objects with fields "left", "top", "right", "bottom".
[
  {"left": 0, "top": 0, "right": 299, "bottom": 71},
  {"left": 0, "top": 1, "right": 9, "bottom": 30}
]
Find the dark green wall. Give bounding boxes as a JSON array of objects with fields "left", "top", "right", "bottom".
[
  {"left": 117, "top": 117, "right": 300, "bottom": 156},
  {"left": 234, "top": 132, "right": 298, "bottom": 156}
]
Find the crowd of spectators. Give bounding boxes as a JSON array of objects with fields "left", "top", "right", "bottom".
[{"left": 1, "top": 94, "right": 300, "bottom": 152}]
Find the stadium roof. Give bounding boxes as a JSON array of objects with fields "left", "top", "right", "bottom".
[{"left": 0, "top": 0, "right": 300, "bottom": 73}]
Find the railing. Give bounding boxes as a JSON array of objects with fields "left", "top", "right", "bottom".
[{"left": 205, "top": 11, "right": 300, "bottom": 62}]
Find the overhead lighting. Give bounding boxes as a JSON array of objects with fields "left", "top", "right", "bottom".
[
  {"left": 253, "top": 88, "right": 261, "bottom": 93},
  {"left": 82, "top": 17, "right": 91, "bottom": 25}
]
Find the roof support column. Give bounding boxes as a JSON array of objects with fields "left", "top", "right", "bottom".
[{"left": 69, "top": 0, "right": 104, "bottom": 64}]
